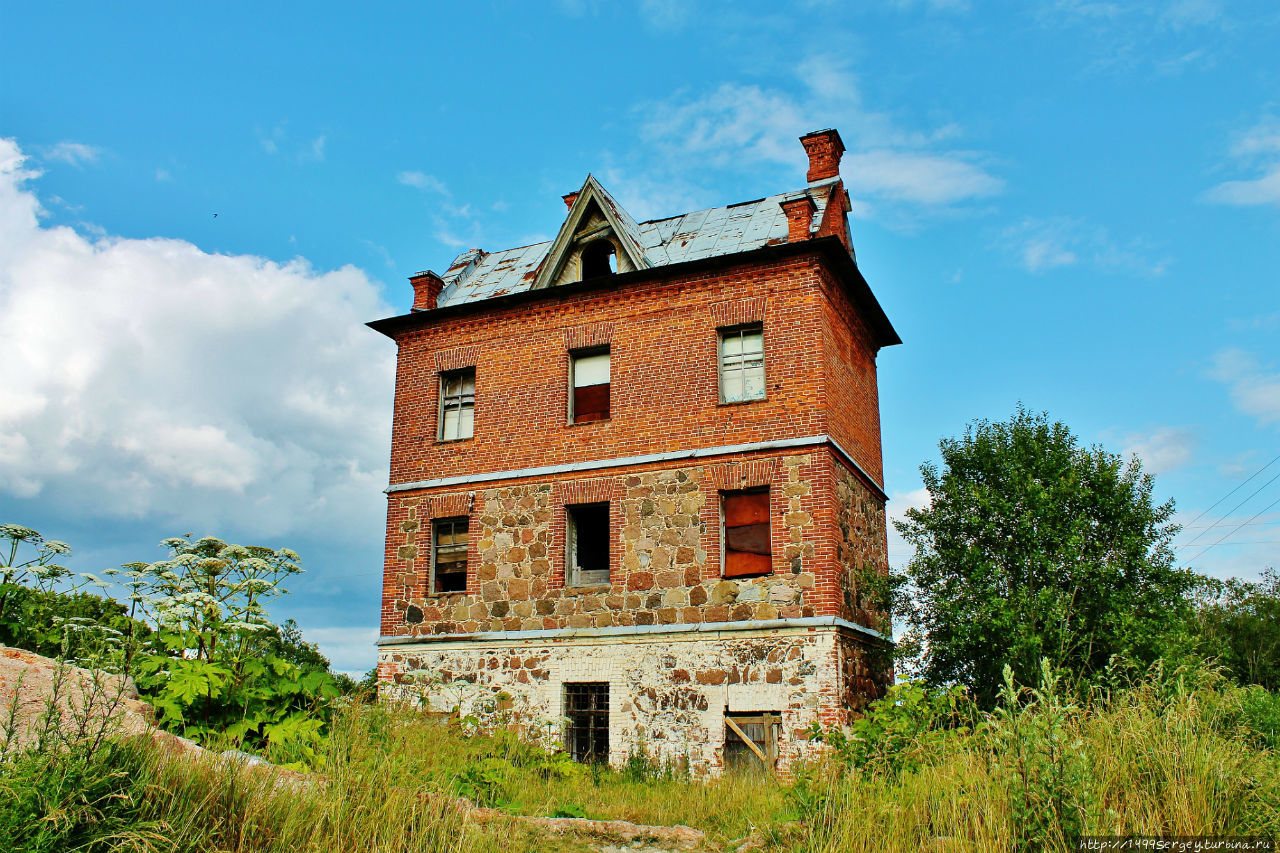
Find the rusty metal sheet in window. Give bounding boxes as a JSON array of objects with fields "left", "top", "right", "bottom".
[{"left": 724, "top": 491, "right": 769, "bottom": 527}]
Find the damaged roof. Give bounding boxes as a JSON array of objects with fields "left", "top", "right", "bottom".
[{"left": 433, "top": 176, "right": 844, "bottom": 308}]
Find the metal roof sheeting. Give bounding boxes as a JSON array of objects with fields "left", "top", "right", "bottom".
[{"left": 434, "top": 178, "right": 840, "bottom": 308}]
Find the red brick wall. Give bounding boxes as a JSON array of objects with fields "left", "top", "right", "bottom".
[
  {"left": 380, "top": 250, "right": 890, "bottom": 639},
  {"left": 388, "top": 255, "right": 846, "bottom": 485}
]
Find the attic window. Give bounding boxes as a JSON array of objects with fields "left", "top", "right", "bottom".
[{"left": 581, "top": 240, "right": 616, "bottom": 279}]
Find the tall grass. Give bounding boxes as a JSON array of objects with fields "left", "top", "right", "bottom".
[
  {"left": 3, "top": 660, "right": 1276, "bottom": 852},
  {"left": 794, "top": 662, "right": 1280, "bottom": 853}
]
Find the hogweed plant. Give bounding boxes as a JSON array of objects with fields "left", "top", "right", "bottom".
[{"left": 104, "top": 535, "right": 340, "bottom": 764}]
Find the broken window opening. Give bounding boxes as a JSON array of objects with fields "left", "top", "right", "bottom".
[
  {"left": 565, "top": 682, "right": 610, "bottom": 764},
  {"left": 567, "top": 502, "right": 610, "bottom": 585},
  {"left": 438, "top": 367, "right": 475, "bottom": 441},
  {"left": 719, "top": 324, "right": 765, "bottom": 403},
  {"left": 723, "top": 712, "right": 780, "bottom": 774},
  {"left": 570, "top": 347, "right": 610, "bottom": 423},
  {"left": 581, "top": 239, "right": 617, "bottom": 279},
  {"left": 432, "top": 517, "right": 468, "bottom": 594},
  {"left": 722, "top": 488, "right": 771, "bottom": 578}
]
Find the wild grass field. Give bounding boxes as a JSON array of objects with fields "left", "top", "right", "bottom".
[{"left": 2, "top": 658, "right": 1276, "bottom": 852}]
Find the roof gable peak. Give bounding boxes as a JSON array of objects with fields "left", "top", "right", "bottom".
[{"left": 532, "top": 175, "right": 650, "bottom": 290}]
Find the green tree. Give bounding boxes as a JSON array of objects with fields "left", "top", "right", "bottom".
[
  {"left": 896, "top": 407, "right": 1193, "bottom": 706},
  {"left": 1191, "top": 568, "right": 1280, "bottom": 690}
]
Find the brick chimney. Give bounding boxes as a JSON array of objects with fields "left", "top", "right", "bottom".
[
  {"left": 562, "top": 190, "right": 580, "bottom": 210},
  {"left": 800, "top": 129, "right": 845, "bottom": 183},
  {"left": 409, "top": 270, "right": 444, "bottom": 311},
  {"left": 780, "top": 195, "right": 816, "bottom": 242}
]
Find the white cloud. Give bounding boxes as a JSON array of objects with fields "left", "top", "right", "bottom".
[
  {"left": 637, "top": 54, "right": 1002, "bottom": 211},
  {"left": 1001, "top": 217, "right": 1169, "bottom": 275},
  {"left": 844, "top": 150, "right": 1001, "bottom": 205},
  {"left": 1121, "top": 427, "right": 1196, "bottom": 475},
  {"left": 0, "top": 137, "right": 395, "bottom": 541},
  {"left": 1210, "top": 349, "right": 1280, "bottom": 426},
  {"left": 887, "top": 486, "right": 932, "bottom": 568},
  {"left": 302, "top": 135, "right": 326, "bottom": 164},
  {"left": 1205, "top": 113, "right": 1280, "bottom": 207},
  {"left": 1205, "top": 166, "right": 1280, "bottom": 207},
  {"left": 639, "top": 0, "right": 690, "bottom": 30},
  {"left": 155, "top": 167, "right": 171, "bottom": 182},
  {"left": 42, "top": 142, "right": 101, "bottom": 167},
  {"left": 307, "top": 625, "right": 379, "bottom": 676},
  {"left": 397, "top": 171, "right": 449, "bottom": 194}
]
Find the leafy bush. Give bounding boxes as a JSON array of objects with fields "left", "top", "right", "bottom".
[{"left": 809, "top": 680, "right": 970, "bottom": 776}]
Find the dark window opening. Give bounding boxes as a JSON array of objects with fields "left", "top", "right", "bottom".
[
  {"left": 581, "top": 240, "right": 617, "bottom": 279},
  {"left": 565, "top": 682, "right": 609, "bottom": 764},
  {"left": 439, "top": 367, "right": 475, "bottom": 441},
  {"left": 570, "top": 347, "right": 610, "bottom": 423},
  {"left": 724, "top": 712, "right": 780, "bottom": 774},
  {"left": 433, "top": 517, "right": 468, "bottom": 593},
  {"left": 567, "top": 502, "right": 610, "bottom": 585},
  {"left": 723, "top": 489, "right": 771, "bottom": 578}
]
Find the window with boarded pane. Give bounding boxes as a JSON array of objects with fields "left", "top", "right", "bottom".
[
  {"left": 719, "top": 324, "right": 765, "bottom": 403},
  {"left": 432, "top": 517, "right": 468, "bottom": 593},
  {"left": 438, "top": 368, "right": 475, "bottom": 441},
  {"left": 722, "top": 489, "right": 771, "bottom": 578},
  {"left": 570, "top": 348, "right": 610, "bottom": 423},
  {"left": 564, "top": 682, "right": 609, "bottom": 763},
  {"left": 724, "top": 712, "right": 780, "bottom": 773},
  {"left": 567, "top": 503, "right": 610, "bottom": 585}
]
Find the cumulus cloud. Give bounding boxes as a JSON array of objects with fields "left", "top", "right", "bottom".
[
  {"left": 397, "top": 170, "right": 449, "bottom": 194},
  {"left": 1121, "top": 427, "right": 1196, "bottom": 475},
  {"left": 1001, "top": 217, "right": 1169, "bottom": 275},
  {"left": 1210, "top": 349, "right": 1280, "bottom": 426},
  {"left": 0, "top": 137, "right": 395, "bottom": 541},
  {"left": 637, "top": 54, "right": 1002, "bottom": 213},
  {"left": 42, "top": 142, "right": 101, "bottom": 167}
]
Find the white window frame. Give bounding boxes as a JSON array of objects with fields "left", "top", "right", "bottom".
[
  {"left": 718, "top": 324, "right": 766, "bottom": 404},
  {"left": 437, "top": 367, "right": 475, "bottom": 441}
]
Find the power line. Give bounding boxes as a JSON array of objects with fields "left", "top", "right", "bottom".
[
  {"left": 1180, "top": 467, "right": 1280, "bottom": 547},
  {"left": 1187, "top": 493, "right": 1280, "bottom": 565},
  {"left": 1180, "top": 449, "right": 1280, "bottom": 528}
]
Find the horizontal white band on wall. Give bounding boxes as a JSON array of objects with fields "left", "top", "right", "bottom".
[
  {"left": 376, "top": 614, "right": 888, "bottom": 648},
  {"left": 385, "top": 434, "right": 886, "bottom": 501}
]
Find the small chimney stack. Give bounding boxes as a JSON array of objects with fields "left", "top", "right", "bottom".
[
  {"left": 780, "top": 195, "right": 817, "bottom": 243},
  {"left": 562, "top": 190, "right": 580, "bottom": 210},
  {"left": 800, "top": 128, "right": 845, "bottom": 183},
  {"left": 409, "top": 270, "right": 445, "bottom": 311}
]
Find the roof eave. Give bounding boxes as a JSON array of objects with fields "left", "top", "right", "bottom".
[{"left": 366, "top": 236, "right": 901, "bottom": 349}]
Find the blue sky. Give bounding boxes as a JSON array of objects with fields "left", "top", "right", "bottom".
[{"left": 2, "top": 1, "right": 1278, "bottom": 675}]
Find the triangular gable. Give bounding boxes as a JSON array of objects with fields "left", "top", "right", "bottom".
[{"left": 532, "top": 175, "right": 651, "bottom": 290}]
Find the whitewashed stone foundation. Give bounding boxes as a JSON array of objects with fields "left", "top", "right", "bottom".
[{"left": 378, "top": 624, "right": 868, "bottom": 777}]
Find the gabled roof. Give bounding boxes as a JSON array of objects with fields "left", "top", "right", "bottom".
[{"left": 433, "top": 177, "right": 842, "bottom": 308}]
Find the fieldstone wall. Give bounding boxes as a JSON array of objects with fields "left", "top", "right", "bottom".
[
  {"left": 383, "top": 453, "right": 836, "bottom": 639},
  {"left": 378, "top": 627, "right": 866, "bottom": 776},
  {"left": 834, "top": 462, "right": 890, "bottom": 634}
]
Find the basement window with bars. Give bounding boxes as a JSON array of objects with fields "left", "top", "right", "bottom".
[
  {"left": 570, "top": 347, "right": 610, "bottom": 423},
  {"left": 567, "top": 502, "right": 610, "bottom": 586},
  {"left": 431, "top": 517, "right": 468, "bottom": 594},
  {"left": 719, "top": 324, "right": 765, "bottom": 403},
  {"left": 723, "top": 712, "right": 780, "bottom": 773},
  {"left": 722, "top": 488, "right": 771, "bottom": 578},
  {"left": 564, "top": 682, "right": 609, "bottom": 764},
  {"left": 438, "top": 367, "right": 475, "bottom": 441}
]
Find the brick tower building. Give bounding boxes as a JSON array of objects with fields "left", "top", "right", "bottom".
[{"left": 369, "top": 129, "right": 900, "bottom": 775}]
